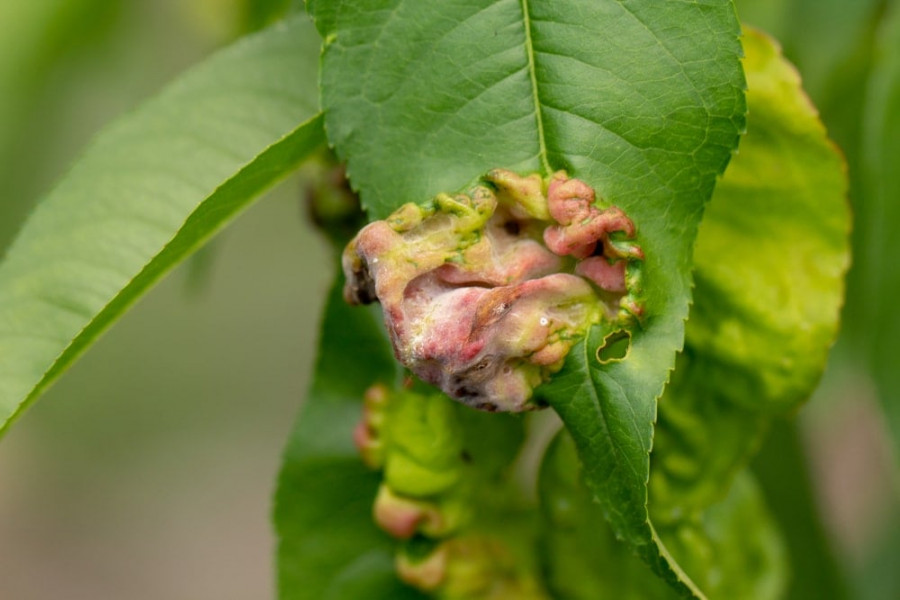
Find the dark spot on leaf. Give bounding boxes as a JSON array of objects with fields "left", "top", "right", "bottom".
[
  {"left": 503, "top": 220, "right": 521, "bottom": 236},
  {"left": 455, "top": 385, "right": 481, "bottom": 399}
]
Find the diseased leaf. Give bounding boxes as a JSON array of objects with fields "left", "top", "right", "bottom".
[
  {"left": 655, "top": 471, "right": 787, "bottom": 600},
  {"left": 275, "top": 264, "right": 544, "bottom": 598},
  {"left": 539, "top": 431, "right": 786, "bottom": 600},
  {"left": 539, "top": 430, "right": 677, "bottom": 600},
  {"left": 652, "top": 27, "right": 850, "bottom": 517},
  {"left": 0, "top": 15, "right": 323, "bottom": 434},
  {"left": 735, "top": 1, "right": 884, "bottom": 361},
  {"left": 310, "top": 1, "right": 746, "bottom": 595},
  {"left": 274, "top": 273, "right": 423, "bottom": 600},
  {"left": 652, "top": 380, "right": 766, "bottom": 519},
  {"left": 689, "top": 28, "right": 848, "bottom": 414}
]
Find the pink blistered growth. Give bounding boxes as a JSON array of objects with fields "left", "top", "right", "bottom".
[
  {"left": 373, "top": 485, "right": 446, "bottom": 540},
  {"left": 353, "top": 383, "right": 390, "bottom": 469},
  {"left": 343, "top": 170, "right": 643, "bottom": 412},
  {"left": 543, "top": 172, "right": 644, "bottom": 303},
  {"left": 397, "top": 535, "right": 546, "bottom": 598},
  {"left": 396, "top": 545, "right": 448, "bottom": 591}
]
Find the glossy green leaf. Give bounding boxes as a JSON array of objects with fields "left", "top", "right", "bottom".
[
  {"left": 0, "top": 15, "right": 323, "bottom": 434},
  {"left": 310, "top": 1, "right": 746, "bottom": 594},
  {"left": 539, "top": 431, "right": 786, "bottom": 600},
  {"left": 274, "top": 273, "right": 422, "bottom": 600},
  {"left": 861, "top": 3, "right": 900, "bottom": 449}
]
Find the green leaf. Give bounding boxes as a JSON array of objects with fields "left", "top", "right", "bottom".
[
  {"left": 655, "top": 471, "right": 787, "bottom": 600},
  {"left": 0, "top": 15, "right": 323, "bottom": 434},
  {"left": 640, "top": 26, "right": 850, "bottom": 597},
  {"left": 542, "top": 24, "right": 849, "bottom": 597},
  {"left": 539, "top": 431, "right": 786, "bottom": 600},
  {"left": 689, "top": 28, "right": 848, "bottom": 415},
  {"left": 861, "top": 2, "right": 900, "bottom": 450},
  {"left": 274, "top": 273, "right": 423, "bottom": 600},
  {"left": 651, "top": 26, "right": 850, "bottom": 518},
  {"left": 311, "top": 1, "right": 746, "bottom": 595},
  {"left": 539, "top": 430, "right": 677, "bottom": 600},
  {"left": 735, "top": 2, "right": 884, "bottom": 361}
]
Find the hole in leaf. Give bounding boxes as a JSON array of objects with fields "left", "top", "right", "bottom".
[{"left": 596, "top": 330, "right": 631, "bottom": 363}]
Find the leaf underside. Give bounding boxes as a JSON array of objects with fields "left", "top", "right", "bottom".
[{"left": 0, "top": 15, "right": 323, "bottom": 435}]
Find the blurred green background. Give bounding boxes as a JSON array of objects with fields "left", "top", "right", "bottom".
[
  {"left": 0, "top": 1, "right": 329, "bottom": 598},
  {"left": 0, "top": 0, "right": 897, "bottom": 598}
]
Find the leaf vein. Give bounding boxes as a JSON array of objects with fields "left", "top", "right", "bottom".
[{"left": 519, "top": 0, "right": 551, "bottom": 175}]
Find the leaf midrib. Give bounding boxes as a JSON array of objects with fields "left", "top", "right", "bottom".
[{"left": 519, "top": 0, "right": 551, "bottom": 175}]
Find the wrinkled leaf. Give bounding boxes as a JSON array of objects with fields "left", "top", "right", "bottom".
[
  {"left": 275, "top": 266, "right": 540, "bottom": 598},
  {"left": 0, "top": 15, "right": 323, "bottom": 434},
  {"left": 734, "top": 1, "right": 883, "bottom": 356},
  {"left": 651, "top": 27, "right": 850, "bottom": 517},
  {"left": 539, "top": 431, "right": 786, "bottom": 600},
  {"left": 656, "top": 471, "right": 787, "bottom": 600},
  {"left": 690, "top": 28, "right": 848, "bottom": 415},
  {"left": 274, "top": 274, "right": 422, "bottom": 600},
  {"left": 310, "top": 1, "right": 746, "bottom": 594}
]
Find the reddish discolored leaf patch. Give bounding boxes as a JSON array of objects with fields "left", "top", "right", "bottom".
[{"left": 343, "top": 170, "right": 643, "bottom": 411}]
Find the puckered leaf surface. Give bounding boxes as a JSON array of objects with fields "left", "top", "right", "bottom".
[
  {"left": 274, "top": 274, "right": 425, "bottom": 600},
  {"left": 309, "top": 1, "right": 746, "bottom": 595},
  {"left": 652, "top": 27, "right": 850, "bottom": 519},
  {"left": 539, "top": 430, "right": 786, "bottom": 600}
]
